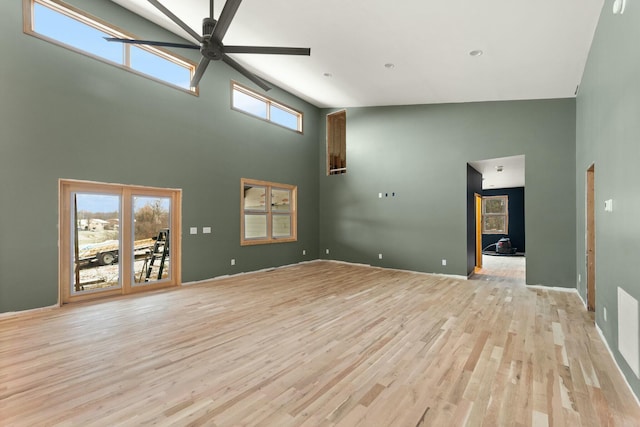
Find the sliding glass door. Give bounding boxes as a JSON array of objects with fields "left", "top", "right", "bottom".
[
  {"left": 132, "top": 195, "right": 172, "bottom": 286},
  {"left": 60, "top": 180, "right": 181, "bottom": 304},
  {"left": 71, "top": 192, "right": 122, "bottom": 295}
]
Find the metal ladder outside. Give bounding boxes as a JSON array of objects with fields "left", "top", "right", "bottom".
[{"left": 145, "top": 228, "right": 170, "bottom": 281}]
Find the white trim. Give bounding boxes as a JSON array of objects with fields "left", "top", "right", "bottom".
[
  {"left": 596, "top": 324, "right": 640, "bottom": 408},
  {"left": 526, "top": 284, "right": 580, "bottom": 294},
  {"left": 324, "top": 259, "right": 469, "bottom": 281},
  {"left": 0, "top": 304, "right": 58, "bottom": 319},
  {"left": 183, "top": 260, "right": 322, "bottom": 286},
  {"left": 576, "top": 287, "right": 588, "bottom": 309}
]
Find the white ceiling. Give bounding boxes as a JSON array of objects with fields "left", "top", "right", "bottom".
[
  {"left": 468, "top": 155, "right": 525, "bottom": 190},
  {"left": 110, "top": 0, "right": 605, "bottom": 108}
]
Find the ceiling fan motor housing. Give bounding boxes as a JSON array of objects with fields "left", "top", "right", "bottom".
[
  {"left": 202, "top": 17, "right": 216, "bottom": 36},
  {"left": 201, "top": 18, "right": 223, "bottom": 60}
]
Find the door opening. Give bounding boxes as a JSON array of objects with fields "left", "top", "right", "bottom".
[
  {"left": 586, "top": 164, "right": 596, "bottom": 312},
  {"left": 475, "top": 193, "right": 482, "bottom": 270}
]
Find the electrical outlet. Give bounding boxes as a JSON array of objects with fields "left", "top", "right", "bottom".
[
  {"left": 190, "top": 227, "right": 197, "bottom": 235},
  {"left": 604, "top": 306, "right": 607, "bottom": 322},
  {"left": 326, "top": 249, "right": 330, "bottom": 255},
  {"left": 442, "top": 259, "right": 447, "bottom": 266},
  {"left": 302, "top": 249, "right": 306, "bottom": 255},
  {"left": 231, "top": 259, "right": 235, "bottom": 266},
  {"left": 578, "top": 274, "right": 581, "bottom": 283},
  {"left": 378, "top": 253, "right": 383, "bottom": 259},
  {"left": 378, "top": 193, "right": 382, "bottom": 199},
  {"left": 202, "top": 227, "right": 211, "bottom": 234}
]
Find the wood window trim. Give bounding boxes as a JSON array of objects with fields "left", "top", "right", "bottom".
[
  {"left": 59, "top": 179, "right": 182, "bottom": 305},
  {"left": 231, "top": 81, "right": 303, "bottom": 133},
  {"left": 24, "top": 0, "right": 198, "bottom": 95},
  {"left": 482, "top": 195, "right": 509, "bottom": 234},
  {"left": 327, "top": 110, "right": 346, "bottom": 175},
  {"left": 240, "top": 178, "right": 297, "bottom": 246}
]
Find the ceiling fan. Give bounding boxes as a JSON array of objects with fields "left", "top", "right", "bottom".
[{"left": 105, "top": 0, "right": 310, "bottom": 90}]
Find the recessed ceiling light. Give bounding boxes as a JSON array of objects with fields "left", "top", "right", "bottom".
[
  {"left": 384, "top": 63, "right": 395, "bottom": 69},
  {"left": 469, "top": 50, "right": 483, "bottom": 57}
]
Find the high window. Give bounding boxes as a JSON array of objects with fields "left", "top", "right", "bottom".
[
  {"left": 482, "top": 195, "right": 509, "bottom": 234},
  {"left": 327, "top": 110, "right": 346, "bottom": 175},
  {"left": 232, "top": 82, "right": 303, "bottom": 132},
  {"left": 24, "top": 0, "right": 196, "bottom": 93},
  {"left": 241, "top": 178, "right": 297, "bottom": 245}
]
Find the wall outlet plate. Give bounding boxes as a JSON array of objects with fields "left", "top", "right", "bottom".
[
  {"left": 190, "top": 227, "right": 197, "bottom": 235},
  {"left": 230, "top": 259, "right": 235, "bottom": 266},
  {"left": 604, "top": 199, "right": 613, "bottom": 212},
  {"left": 378, "top": 253, "right": 383, "bottom": 259},
  {"left": 202, "top": 227, "right": 211, "bottom": 234},
  {"left": 442, "top": 259, "right": 447, "bottom": 266}
]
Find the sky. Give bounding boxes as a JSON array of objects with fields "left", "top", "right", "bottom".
[{"left": 34, "top": 3, "right": 191, "bottom": 89}]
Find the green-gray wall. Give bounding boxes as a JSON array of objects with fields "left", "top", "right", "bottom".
[
  {"left": 576, "top": 5, "right": 640, "bottom": 397},
  {"left": 0, "top": 0, "right": 320, "bottom": 312},
  {"left": 319, "top": 100, "right": 576, "bottom": 287}
]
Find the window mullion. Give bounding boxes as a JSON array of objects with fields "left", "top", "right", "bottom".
[{"left": 124, "top": 44, "right": 130, "bottom": 67}]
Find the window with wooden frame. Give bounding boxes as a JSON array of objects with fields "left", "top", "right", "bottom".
[
  {"left": 24, "top": 0, "right": 197, "bottom": 93},
  {"left": 59, "top": 179, "right": 182, "bottom": 305},
  {"left": 482, "top": 195, "right": 509, "bottom": 234},
  {"left": 241, "top": 178, "right": 297, "bottom": 245},
  {"left": 231, "top": 82, "right": 303, "bottom": 132},
  {"left": 327, "top": 110, "right": 346, "bottom": 175}
]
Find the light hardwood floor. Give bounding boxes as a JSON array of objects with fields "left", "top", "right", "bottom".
[
  {"left": 472, "top": 255, "right": 526, "bottom": 285},
  {"left": 1, "top": 261, "right": 639, "bottom": 426}
]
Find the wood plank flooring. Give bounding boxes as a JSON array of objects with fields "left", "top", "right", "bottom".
[
  {"left": 471, "top": 255, "right": 526, "bottom": 285},
  {"left": 1, "top": 261, "right": 639, "bottom": 426}
]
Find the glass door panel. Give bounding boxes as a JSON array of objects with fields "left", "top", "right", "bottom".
[
  {"left": 132, "top": 196, "right": 171, "bottom": 285},
  {"left": 71, "top": 193, "right": 122, "bottom": 294}
]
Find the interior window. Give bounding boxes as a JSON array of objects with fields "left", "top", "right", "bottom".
[{"left": 327, "top": 110, "right": 346, "bottom": 175}]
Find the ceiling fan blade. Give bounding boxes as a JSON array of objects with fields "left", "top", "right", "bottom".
[
  {"left": 104, "top": 37, "right": 199, "bottom": 50},
  {"left": 224, "top": 46, "right": 311, "bottom": 56},
  {"left": 222, "top": 54, "right": 270, "bottom": 91},
  {"left": 190, "top": 57, "right": 211, "bottom": 88},
  {"left": 212, "top": 0, "right": 242, "bottom": 41},
  {"left": 147, "top": 0, "right": 203, "bottom": 43}
]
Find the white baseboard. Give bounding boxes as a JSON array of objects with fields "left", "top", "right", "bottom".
[
  {"left": 0, "top": 304, "right": 59, "bottom": 319},
  {"left": 595, "top": 324, "right": 640, "bottom": 408}
]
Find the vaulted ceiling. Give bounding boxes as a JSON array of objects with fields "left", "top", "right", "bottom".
[{"left": 111, "top": 0, "right": 604, "bottom": 108}]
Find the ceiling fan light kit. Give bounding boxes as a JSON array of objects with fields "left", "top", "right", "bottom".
[{"left": 105, "top": 0, "right": 310, "bottom": 90}]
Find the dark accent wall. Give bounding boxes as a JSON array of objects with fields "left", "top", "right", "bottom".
[
  {"left": 0, "top": 0, "right": 320, "bottom": 312},
  {"left": 576, "top": 4, "right": 640, "bottom": 399},
  {"left": 319, "top": 101, "right": 576, "bottom": 286},
  {"left": 466, "top": 165, "right": 482, "bottom": 275},
  {"left": 482, "top": 187, "right": 525, "bottom": 253}
]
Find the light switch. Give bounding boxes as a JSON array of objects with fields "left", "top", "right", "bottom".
[
  {"left": 203, "top": 227, "right": 211, "bottom": 234},
  {"left": 190, "top": 227, "right": 198, "bottom": 235},
  {"left": 604, "top": 199, "right": 613, "bottom": 212}
]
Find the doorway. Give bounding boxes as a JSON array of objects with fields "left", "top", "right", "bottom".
[
  {"left": 468, "top": 155, "right": 526, "bottom": 284},
  {"left": 475, "top": 193, "right": 482, "bottom": 270},
  {"left": 586, "top": 164, "right": 596, "bottom": 311},
  {"left": 59, "top": 179, "right": 182, "bottom": 304}
]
